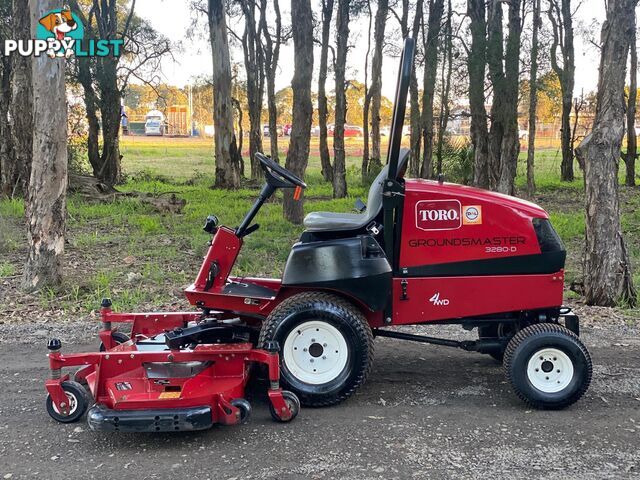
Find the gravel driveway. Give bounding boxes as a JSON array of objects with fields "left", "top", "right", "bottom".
[{"left": 0, "top": 318, "right": 638, "bottom": 479}]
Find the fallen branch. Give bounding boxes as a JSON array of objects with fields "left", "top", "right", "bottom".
[{"left": 68, "top": 174, "right": 186, "bottom": 214}]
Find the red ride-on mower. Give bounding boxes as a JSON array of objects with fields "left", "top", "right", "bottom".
[{"left": 45, "top": 38, "right": 591, "bottom": 427}]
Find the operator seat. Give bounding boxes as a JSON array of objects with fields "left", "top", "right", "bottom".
[{"left": 303, "top": 148, "right": 410, "bottom": 232}]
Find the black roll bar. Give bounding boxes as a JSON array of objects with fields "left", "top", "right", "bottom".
[{"left": 383, "top": 37, "right": 415, "bottom": 263}]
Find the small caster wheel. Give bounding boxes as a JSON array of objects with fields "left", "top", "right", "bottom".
[
  {"left": 230, "top": 398, "right": 252, "bottom": 424},
  {"left": 46, "top": 381, "right": 90, "bottom": 423},
  {"left": 270, "top": 390, "right": 300, "bottom": 423},
  {"left": 99, "top": 331, "right": 130, "bottom": 352}
]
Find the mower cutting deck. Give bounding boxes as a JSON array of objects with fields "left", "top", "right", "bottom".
[
  {"left": 45, "top": 306, "right": 299, "bottom": 431},
  {"left": 45, "top": 38, "right": 592, "bottom": 428}
]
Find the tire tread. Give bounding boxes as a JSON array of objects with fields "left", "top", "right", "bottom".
[
  {"left": 503, "top": 322, "right": 592, "bottom": 409},
  {"left": 259, "top": 292, "right": 374, "bottom": 407}
]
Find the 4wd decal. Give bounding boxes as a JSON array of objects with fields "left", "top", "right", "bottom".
[
  {"left": 429, "top": 292, "right": 450, "bottom": 306},
  {"left": 415, "top": 199, "right": 462, "bottom": 231}
]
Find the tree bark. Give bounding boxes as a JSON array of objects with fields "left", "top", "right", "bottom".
[
  {"left": 332, "top": 0, "right": 350, "bottom": 198},
  {"left": 88, "top": 0, "right": 123, "bottom": 185},
  {"left": 6, "top": 0, "right": 32, "bottom": 198},
  {"left": 575, "top": 0, "right": 637, "bottom": 307},
  {"left": 496, "top": 0, "right": 521, "bottom": 195},
  {"left": 435, "top": 0, "right": 453, "bottom": 175},
  {"left": 486, "top": 0, "right": 521, "bottom": 194},
  {"left": 283, "top": 0, "right": 314, "bottom": 224},
  {"left": 260, "top": 0, "right": 282, "bottom": 163},
  {"left": 68, "top": 0, "right": 146, "bottom": 186},
  {"left": 408, "top": 0, "right": 424, "bottom": 177},
  {"left": 239, "top": 0, "right": 265, "bottom": 180},
  {"left": 0, "top": 52, "right": 14, "bottom": 198},
  {"left": 486, "top": 0, "right": 505, "bottom": 190},
  {"left": 76, "top": 56, "right": 102, "bottom": 177},
  {"left": 526, "top": 0, "right": 541, "bottom": 196},
  {"left": 361, "top": 0, "right": 373, "bottom": 180},
  {"left": 318, "top": 0, "right": 335, "bottom": 182},
  {"left": 368, "top": 0, "right": 388, "bottom": 174},
  {"left": 420, "top": 0, "right": 445, "bottom": 178},
  {"left": 468, "top": 0, "right": 490, "bottom": 188},
  {"left": 548, "top": 0, "right": 576, "bottom": 182},
  {"left": 625, "top": 17, "right": 637, "bottom": 187},
  {"left": 97, "top": 56, "right": 122, "bottom": 184},
  {"left": 23, "top": 0, "right": 68, "bottom": 292},
  {"left": 208, "top": 0, "right": 242, "bottom": 188}
]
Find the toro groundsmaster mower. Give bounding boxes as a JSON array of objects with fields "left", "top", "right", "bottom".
[{"left": 45, "top": 38, "right": 591, "bottom": 429}]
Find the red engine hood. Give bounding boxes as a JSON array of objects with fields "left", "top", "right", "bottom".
[{"left": 404, "top": 179, "right": 549, "bottom": 219}]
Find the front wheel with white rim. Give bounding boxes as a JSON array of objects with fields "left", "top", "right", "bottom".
[
  {"left": 503, "top": 323, "right": 592, "bottom": 410},
  {"left": 259, "top": 292, "right": 374, "bottom": 407}
]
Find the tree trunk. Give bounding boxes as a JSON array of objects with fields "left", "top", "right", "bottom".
[
  {"left": 6, "top": 0, "right": 32, "bottom": 198},
  {"left": 369, "top": 0, "right": 388, "bottom": 174},
  {"left": 283, "top": 0, "right": 314, "bottom": 224},
  {"left": 260, "top": 0, "right": 282, "bottom": 163},
  {"left": 208, "top": 0, "right": 242, "bottom": 188},
  {"left": 332, "top": 0, "right": 350, "bottom": 198},
  {"left": 526, "top": 0, "right": 541, "bottom": 196},
  {"left": 408, "top": 0, "right": 424, "bottom": 177},
  {"left": 0, "top": 54, "right": 14, "bottom": 198},
  {"left": 97, "top": 57, "right": 122, "bottom": 185},
  {"left": 549, "top": 0, "right": 576, "bottom": 182},
  {"left": 496, "top": 0, "right": 521, "bottom": 195},
  {"left": 625, "top": 18, "right": 637, "bottom": 187},
  {"left": 318, "top": 0, "right": 334, "bottom": 182},
  {"left": 23, "top": 0, "right": 68, "bottom": 292},
  {"left": 435, "top": 0, "right": 453, "bottom": 175},
  {"left": 75, "top": 55, "right": 101, "bottom": 178},
  {"left": 239, "top": 0, "right": 265, "bottom": 180},
  {"left": 575, "top": 0, "right": 637, "bottom": 307},
  {"left": 362, "top": 0, "right": 373, "bottom": 180},
  {"left": 68, "top": 0, "right": 138, "bottom": 186},
  {"left": 420, "top": 0, "right": 445, "bottom": 178},
  {"left": 468, "top": 0, "right": 490, "bottom": 188},
  {"left": 486, "top": 0, "right": 505, "bottom": 190}
]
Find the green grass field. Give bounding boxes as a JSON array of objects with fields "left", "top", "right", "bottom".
[{"left": 0, "top": 135, "right": 638, "bottom": 319}]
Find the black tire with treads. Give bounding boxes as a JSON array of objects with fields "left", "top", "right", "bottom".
[
  {"left": 99, "top": 331, "right": 130, "bottom": 352},
  {"left": 46, "top": 381, "right": 90, "bottom": 423},
  {"left": 503, "top": 322, "right": 592, "bottom": 410},
  {"left": 259, "top": 292, "right": 374, "bottom": 407}
]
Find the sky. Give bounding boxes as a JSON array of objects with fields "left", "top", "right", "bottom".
[{"left": 134, "top": 0, "right": 607, "bottom": 101}]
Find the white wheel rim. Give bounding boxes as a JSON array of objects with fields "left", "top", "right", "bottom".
[
  {"left": 283, "top": 321, "right": 349, "bottom": 385},
  {"left": 52, "top": 391, "right": 79, "bottom": 415},
  {"left": 526, "top": 348, "right": 574, "bottom": 393}
]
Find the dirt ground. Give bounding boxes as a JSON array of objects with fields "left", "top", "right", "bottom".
[{"left": 0, "top": 316, "right": 638, "bottom": 480}]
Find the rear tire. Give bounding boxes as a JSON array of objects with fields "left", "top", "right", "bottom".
[
  {"left": 259, "top": 292, "right": 374, "bottom": 407},
  {"left": 503, "top": 323, "right": 592, "bottom": 410}
]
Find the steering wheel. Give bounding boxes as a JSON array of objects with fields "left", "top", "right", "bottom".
[{"left": 256, "top": 153, "right": 307, "bottom": 189}]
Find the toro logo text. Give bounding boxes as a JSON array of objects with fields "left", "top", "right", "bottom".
[{"left": 415, "top": 199, "right": 462, "bottom": 231}]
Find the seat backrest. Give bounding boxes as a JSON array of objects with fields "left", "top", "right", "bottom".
[{"left": 364, "top": 148, "right": 410, "bottom": 223}]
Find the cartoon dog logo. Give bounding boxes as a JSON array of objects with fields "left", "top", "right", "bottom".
[{"left": 38, "top": 8, "right": 78, "bottom": 58}]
